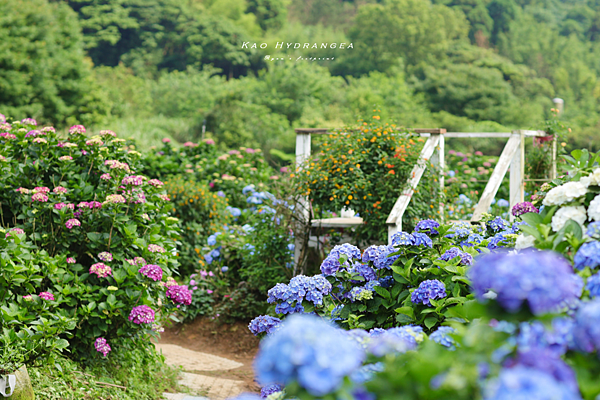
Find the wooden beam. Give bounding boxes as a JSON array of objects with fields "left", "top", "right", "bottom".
[
  {"left": 386, "top": 134, "right": 441, "bottom": 227},
  {"left": 445, "top": 132, "right": 512, "bottom": 138},
  {"left": 295, "top": 128, "right": 447, "bottom": 135},
  {"left": 509, "top": 131, "right": 525, "bottom": 221},
  {"left": 294, "top": 132, "right": 312, "bottom": 274},
  {"left": 471, "top": 133, "right": 521, "bottom": 222},
  {"left": 311, "top": 217, "right": 363, "bottom": 228}
]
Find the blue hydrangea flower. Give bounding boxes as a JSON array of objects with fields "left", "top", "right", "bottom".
[
  {"left": 586, "top": 222, "right": 600, "bottom": 238},
  {"left": 207, "top": 233, "right": 220, "bottom": 246},
  {"left": 445, "top": 221, "right": 472, "bottom": 239},
  {"left": 572, "top": 299, "right": 600, "bottom": 353},
  {"left": 488, "top": 232, "right": 509, "bottom": 250},
  {"left": 242, "top": 184, "right": 256, "bottom": 194},
  {"left": 469, "top": 251, "right": 584, "bottom": 315},
  {"left": 364, "top": 280, "right": 381, "bottom": 291},
  {"left": 210, "top": 247, "right": 221, "bottom": 258},
  {"left": 439, "top": 247, "right": 473, "bottom": 265},
  {"left": 287, "top": 243, "right": 295, "bottom": 252},
  {"left": 411, "top": 279, "right": 447, "bottom": 306},
  {"left": 391, "top": 231, "right": 414, "bottom": 246},
  {"left": 320, "top": 243, "right": 361, "bottom": 276},
  {"left": 586, "top": 272, "right": 600, "bottom": 298},
  {"left": 497, "top": 199, "right": 509, "bottom": 208},
  {"left": 362, "top": 245, "right": 385, "bottom": 264},
  {"left": 267, "top": 275, "right": 332, "bottom": 314},
  {"left": 367, "top": 326, "right": 424, "bottom": 356},
  {"left": 484, "top": 366, "right": 582, "bottom": 400},
  {"left": 330, "top": 305, "right": 344, "bottom": 322},
  {"left": 573, "top": 241, "right": 600, "bottom": 270},
  {"left": 349, "top": 286, "right": 373, "bottom": 302},
  {"left": 254, "top": 314, "right": 365, "bottom": 396},
  {"left": 511, "top": 221, "right": 528, "bottom": 233},
  {"left": 374, "top": 245, "right": 400, "bottom": 269},
  {"left": 487, "top": 216, "right": 509, "bottom": 232},
  {"left": 349, "top": 262, "right": 377, "bottom": 282},
  {"left": 509, "top": 348, "right": 579, "bottom": 394},
  {"left": 378, "top": 276, "right": 395, "bottom": 288},
  {"left": 414, "top": 219, "right": 440, "bottom": 235},
  {"left": 260, "top": 384, "right": 283, "bottom": 398},
  {"left": 412, "top": 232, "right": 433, "bottom": 248},
  {"left": 516, "top": 320, "right": 574, "bottom": 357},
  {"left": 249, "top": 316, "right": 282, "bottom": 336},
  {"left": 429, "top": 326, "right": 456, "bottom": 350},
  {"left": 204, "top": 253, "right": 213, "bottom": 264},
  {"left": 350, "top": 362, "right": 384, "bottom": 384},
  {"left": 461, "top": 233, "right": 484, "bottom": 247}
]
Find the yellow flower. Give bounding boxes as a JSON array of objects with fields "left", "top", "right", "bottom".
[{"left": 348, "top": 195, "right": 353, "bottom": 200}]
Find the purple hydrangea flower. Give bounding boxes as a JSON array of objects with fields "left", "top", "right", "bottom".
[
  {"left": 249, "top": 315, "right": 282, "bottom": 336},
  {"left": 39, "top": 291, "right": 54, "bottom": 301},
  {"left": 412, "top": 232, "right": 433, "bottom": 248},
  {"left": 487, "top": 216, "right": 509, "bottom": 232},
  {"left": 349, "top": 262, "right": 377, "bottom": 282},
  {"left": 469, "top": 251, "right": 583, "bottom": 315},
  {"left": 90, "top": 263, "right": 112, "bottom": 278},
  {"left": 572, "top": 299, "right": 600, "bottom": 353},
  {"left": 573, "top": 241, "right": 600, "bottom": 270},
  {"left": 260, "top": 384, "right": 283, "bottom": 398},
  {"left": 166, "top": 285, "right": 192, "bottom": 305},
  {"left": 254, "top": 314, "right": 365, "bottom": 396},
  {"left": 66, "top": 257, "right": 76, "bottom": 264},
  {"left": 95, "top": 337, "right": 111, "bottom": 357},
  {"left": 512, "top": 201, "right": 539, "bottom": 217},
  {"left": 484, "top": 366, "right": 581, "bottom": 400},
  {"left": 391, "top": 231, "right": 414, "bottom": 246},
  {"left": 320, "top": 243, "right": 361, "bottom": 276},
  {"left": 148, "top": 244, "right": 165, "bottom": 253},
  {"left": 374, "top": 245, "right": 400, "bottom": 270},
  {"left": 586, "top": 222, "right": 600, "bottom": 238},
  {"left": 98, "top": 252, "right": 113, "bottom": 262},
  {"left": 414, "top": 219, "right": 440, "bottom": 235},
  {"left": 138, "top": 264, "right": 163, "bottom": 281},
  {"left": 129, "top": 305, "right": 155, "bottom": 324},
  {"left": 65, "top": 218, "right": 81, "bottom": 229},
  {"left": 21, "top": 118, "right": 37, "bottom": 126},
  {"left": 367, "top": 326, "right": 424, "bottom": 356},
  {"left": 586, "top": 272, "right": 600, "bottom": 298},
  {"left": 411, "top": 279, "right": 447, "bottom": 306}
]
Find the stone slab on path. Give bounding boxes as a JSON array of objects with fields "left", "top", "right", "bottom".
[
  {"left": 155, "top": 343, "right": 244, "bottom": 372},
  {"left": 179, "top": 372, "right": 245, "bottom": 400},
  {"left": 163, "top": 394, "right": 210, "bottom": 400}
]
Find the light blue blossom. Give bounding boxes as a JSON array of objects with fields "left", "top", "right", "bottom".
[
  {"left": 391, "top": 231, "right": 414, "bottom": 246},
  {"left": 573, "top": 241, "right": 600, "bottom": 270},
  {"left": 411, "top": 279, "right": 446, "bottom": 306},
  {"left": 586, "top": 272, "right": 600, "bottom": 298},
  {"left": 429, "top": 326, "right": 456, "bottom": 350}
]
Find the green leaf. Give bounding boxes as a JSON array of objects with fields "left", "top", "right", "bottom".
[
  {"left": 424, "top": 316, "right": 438, "bottom": 329},
  {"left": 373, "top": 286, "right": 391, "bottom": 300}
]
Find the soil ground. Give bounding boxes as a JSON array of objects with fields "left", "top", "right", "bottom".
[{"left": 158, "top": 317, "right": 261, "bottom": 395}]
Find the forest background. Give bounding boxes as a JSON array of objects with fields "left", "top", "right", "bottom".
[{"left": 2, "top": 0, "right": 600, "bottom": 161}]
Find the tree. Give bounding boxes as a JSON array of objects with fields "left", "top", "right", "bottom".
[
  {"left": 246, "top": 0, "right": 289, "bottom": 31},
  {"left": 0, "top": 0, "right": 110, "bottom": 126}
]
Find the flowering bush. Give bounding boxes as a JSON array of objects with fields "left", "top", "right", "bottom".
[
  {"left": 296, "top": 118, "right": 440, "bottom": 243},
  {"left": 0, "top": 117, "right": 183, "bottom": 359}
]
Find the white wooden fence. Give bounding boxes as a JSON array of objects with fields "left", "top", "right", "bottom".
[{"left": 293, "top": 128, "right": 557, "bottom": 269}]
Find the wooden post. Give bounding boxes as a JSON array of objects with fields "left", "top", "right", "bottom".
[
  {"left": 551, "top": 133, "right": 557, "bottom": 180},
  {"left": 294, "top": 132, "right": 311, "bottom": 274},
  {"left": 508, "top": 130, "right": 525, "bottom": 221}
]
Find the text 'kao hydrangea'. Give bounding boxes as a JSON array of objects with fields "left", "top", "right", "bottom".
[
  {"left": 95, "top": 337, "right": 111, "bottom": 357},
  {"left": 469, "top": 251, "right": 583, "bottom": 315},
  {"left": 138, "top": 264, "right": 163, "bottom": 281},
  {"left": 248, "top": 315, "right": 282, "bottom": 336},
  {"left": 129, "top": 305, "right": 155, "bottom": 324},
  {"left": 573, "top": 241, "right": 600, "bottom": 270},
  {"left": 166, "top": 285, "right": 192, "bottom": 305},
  {"left": 90, "top": 262, "right": 112, "bottom": 278},
  {"left": 254, "top": 314, "right": 365, "bottom": 396},
  {"left": 411, "top": 279, "right": 447, "bottom": 306}
]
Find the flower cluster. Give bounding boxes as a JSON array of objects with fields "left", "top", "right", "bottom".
[
  {"left": 260, "top": 384, "right": 283, "bottom": 399},
  {"left": 94, "top": 337, "right": 111, "bottom": 357},
  {"left": 248, "top": 315, "right": 282, "bottom": 336},
  {"left": 104, "top": 194, "right": 126, "bottom": 204},
  {"left": 486, "top": 216, "right": 508, "bottom": 232},
  {"left": 361, "top": 244, "right": 400, "bottom": 270},
  {"left": 148, "top": 244, "right": 166, "bottom": 253},
  {"left": 484, "top": 366, "right": 581, "bottom": 400},
  {"left": 438, "top": 247, "right": 473, "bottom": 265},
  {"left": 573, "top": 241, "right": 600, "bottom": 270},
  {"left": 31, "top": 192, "right": 48, "bottom": 202},
  {"left": 148, "top": 179, "right": 164, "bottom": 187},
  {"left": 254, "top": 314, "right": 364, "bottom": 396},
  {"left": 65, "top": 218, "right": 81, "bottom": 229},
  {"left": 59, "top": 155, "right": 73, "bottom": 161},
  {"left": 429, "top": 326, "right": 457, "bottom": 350},
  {"left": 320, "top": 243, "right": 361, "bottom": 276},
  {"left": 543, "top": 181, "right": 588, "bottom": 206},
  {"left": 122, "top": 175, "right": 144, "bottom": 186},
  {"left": 69, "top": 125, "right": 86, "bottom": 134},
  {"left": 128, "top": 305, "right": 155, "bottom": 324},
  {"left": 267, "top": 275, "right": 332, "bottom": 314},
  {"left": 5, "top": 228, "right": 25, "bottom": 238},
  {"left": 39, "top": 291, "right": 54, "bottom": 301},
  {"left": 469, "top": 251, "right": 583, "bottom": 315},
  {"left": 367, "top": 325, "right": 425, "bottom": 356},
  {"left": 98, "top": 252, "right": 113, "bottom": 262},
  {"left": 138, "top": 264, "right": 163, "bottom": 281},
  {"left": 414, "top": 219, "right": 440, "bottom": 235},
  {"left": 586, "top": 272, "right": 600, "bottom": 298},
  {"left": 410, "top": 279, "right": 447, "bottom": 306},
  {"left": 551, "top": 206, "right": 586, "bottom": 232},
  {"left": 90, "top": 262, "right": 112, "bottom": 278},
  {"left": 53, "top": 186, "right": 67, "bottom": 194},
  {"left": 166, "top": 285, "right": 193, "bottom": 305},
  {"left": 511, "top": 201, "right": 539, "bottom": 217}
]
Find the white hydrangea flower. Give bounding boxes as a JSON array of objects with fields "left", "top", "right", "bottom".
[
  {"left": 561, "top": 181, "right": 587, "bottom": 201},
  {"left": 589, "top": 168, "right": 600, "bottom": 186},
  {"left": 515, "top": 234, "right": 536, "bottom": 250},
  {"left": 589, "top": 194, "right": 600, "bottom": 221},
  {"left": 551, "top": 206, "right": 587, "bottom": 232},
  {"left": 580, "top": 176, "right": 592, "bottom": 188},
  {"left": 543, "top": 185, "right": 568, "bottom": 206}
]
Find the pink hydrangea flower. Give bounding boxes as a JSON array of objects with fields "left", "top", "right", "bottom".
[
  {"left": 280, "top": 167, "right": 289, "bottom": 173},
  {"left": 23, "top": 295, "right": 33, "bottom": 302},
  {"left": 245, "top": 148, "right": 255, "bottom": 153},
  {"left": 204, "top": 139, "right": 215, "bottom": 145},
  {"left": 25, "top": 130, "right": 41, "bottom": 138},
  {"left": 69, "top": 125, "right": 86, "bottom": 134},
  {"left": 33, "top": 137, "right": 47, "bottom": 144},
  {"left": 66, "top": 257, "right": 76, "bottom": 264},
  {"left": 67, "top": 203, "right": 75, "bottom": 210},
  {"left": 21, "top": 118, "right": 37, "bottom": 126},
  {"left": 65, "top": 219, "right": 81, "bottom": 229},
  {"left": 32, "top": 193, "right": 49, "bottom": 202},
  {"left": 16, "top": 187, "right": 30, "bottom": 194},
  {"left": 98, "top": 252, "right": 113, "bottom": 262},
  {"left": 161, "top": 277, "right": 177, "bottom": 288},
  {"left": 41, "top": 127, "right": 55, "bottom": 133},
  {"left": 138, "top": 264, "right": 163, "bottom": 281},
  {"left": 104, "top": 194, "right": 126, "bottom": 204},
  {"left": 0, "top": 132, "right": 16, "bottom": 139},
  {"left": 53, "top": 186, "right": 67, "bottom": 194},
  {"left": 33, "top": 187, "right": 50, "bottom": 193},
  {"left": 59, "top": 155, "right": 73, "bottom": 161},
  {"left": 159, "top": 194, "right": 170, "bottom": 201},
  {"left": 122, "top": 175, "right": 144, "bottom": 186},
  {"left": 94, "top": 337, "right": 111, "bottom": 357},
  {"left": 90, "top": 262, "right": 112, "bottom": 278},
  {"left": 100, "top": 173, "right": 111, "bottom": 180},
  {"left": 85, "top": 138, "right": 103, "bottom": 146},
  {"left": 54, "top": 203, "right": 66, "bottom": 210},
  {"left": 128, "top": 305, "right": 155, "bottom": 324},
  {"left": 99, "top": 130, "right": 116, "bottom": 137},
  {"left": 166, "top": 285, "right": 192, "bottom": 305},
  {"left": 5, "top": 228, "right": 25, "bottom": 238},
  {"left": 148, "top": 244, "right": 165, "bottom": 253},
  {"left": 39, "top": 291, "right": 54, "bottom": 301},
  {"left": 162, "top": 138, "right": 171, "bottom": 143},
  {"left": 148, "top": 179, "right": 164, "bottom": 187},
  {"left": 88, "top": 201, "right": 102, "bottom": 209}
]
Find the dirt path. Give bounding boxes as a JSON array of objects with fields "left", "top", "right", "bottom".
[{"left": 157, "top": 317, "right": 261, "bottom": 400}]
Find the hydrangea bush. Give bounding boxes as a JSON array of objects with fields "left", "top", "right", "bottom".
[{"left": 0, "top": 117, "right": 184, "bottom": 359}]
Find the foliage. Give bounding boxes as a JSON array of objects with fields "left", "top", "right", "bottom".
[
  {"left": 0, "top": 0, "right": 110, "bottom": 127},
  {"left": 30, "top": 339, "right": 181, "bottom": 400},
  {"left": 0, "top": 118, "right": 182, "bottom": 360},
  {"left": 296, "top": 117, "right": 440, "bottom": 244}
]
